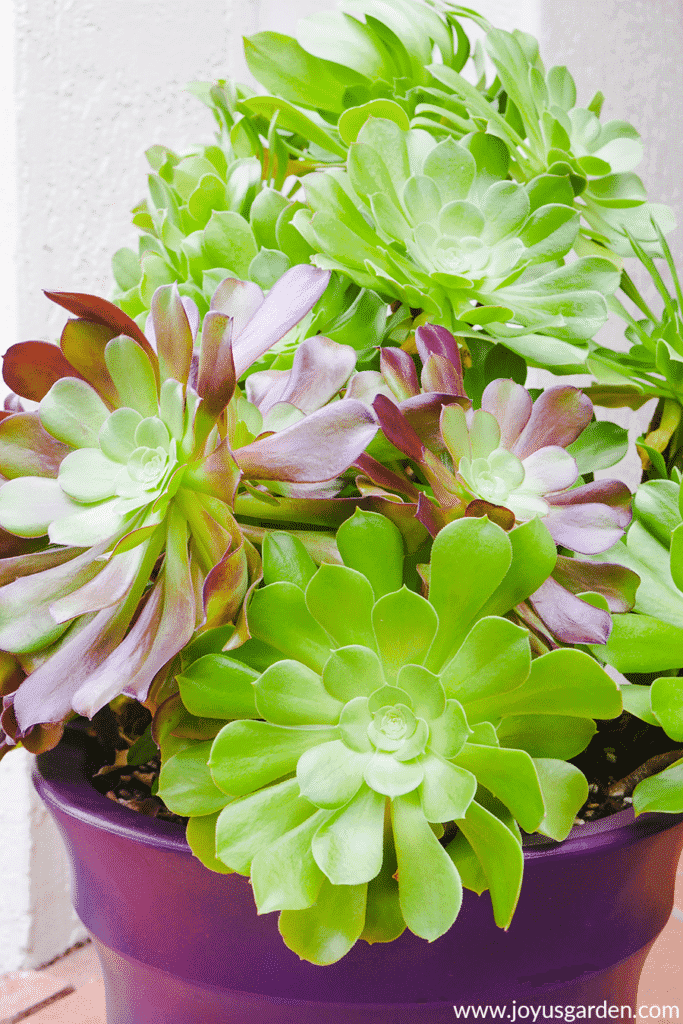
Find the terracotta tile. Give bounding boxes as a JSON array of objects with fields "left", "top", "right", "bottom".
[
  {"left": 638, "top": 913, "right": 683, "bottom": 1017},
  {"left": 40, "top": 945, "right": 101, "bottom": 993},
  {"left": 24, "top": 979, "right": 106, "bottom": 1023},
  {"left": 675, "top": 850, "right": 683, "bottom": 912},
  {"left": 0, "top": 970, "right": 74, "bottom": 1021}
]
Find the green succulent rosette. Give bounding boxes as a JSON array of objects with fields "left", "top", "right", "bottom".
[
  {"left": 158, "top": 511, "right": 620, "bottom": 965},
  {"left": 295, "top": 118, "right": 619, "bottom": 370},
  {"left": 111, "top": 113, "right": 391, "bottom": 367},
  {"left": 579, "top": 478, "right": 683, "bottom": 818},
  {"left": 240, "top": 0, "right": 674, "bottom": 260}
]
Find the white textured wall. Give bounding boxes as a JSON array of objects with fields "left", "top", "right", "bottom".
[{"left": 1, "top": 0, "right": 682, "bottom": 973}]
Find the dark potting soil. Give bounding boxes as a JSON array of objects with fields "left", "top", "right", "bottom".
[{"left": 77, "top": 696, "right": 683, "bottom": 829}]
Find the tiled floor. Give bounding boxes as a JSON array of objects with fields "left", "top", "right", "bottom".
[{"left": 2, "top": 858, "right": 682, "bottom": 1023}]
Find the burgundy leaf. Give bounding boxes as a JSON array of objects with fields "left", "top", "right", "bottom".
[
  {"left": 203, "top": 541, "right": 249, "bottom": 628},
  {"left": 210, "top": 278, "right": 264, "bottom": 333},
  {"left": 373, "top": 393, "right": 424, "bottom": 462},
  {"left": 234, "top": 400, "right": 377, "bottom": 482},
  {"left": 380, "top": 347, "right": 420, "bottom": 400},
  {"left": 197, "top": 312, "right": 235, "bottom": 418},
  {"left": 481, "top": 379, "right": 533, "bottom": 450},
  {"left": 3, "top": 342, "right": 82, "bottom": 401},
  {"left": 529, "top": 575, "right": 612, "bottom": 645},
  {"left": 151, "top": 283, "right": 194, "bottom": 386},
  {"left": 354, "top": 453, "right": 421, "bottom": 500},
  {"left": 257, "top": 336, "right": 356, "bottom": 416},
  {"left": 543, "top": 503, "right": 628, "bottom": 555},
  {"left": 231, "top": 266, "right": 330, "bottom": 378},
  {"left": 415, "top": 325, "right": 465, "bottom": 395},
  {"left": 59, "top": 319, "right": 121, "bottom": 407},
  {"left": 552, "top": 555, "right": 639, "bottom": 613},
  {"left": 512, "top": 386, "right": 593, "bottom": 460},
  {"left": 0, "top": 546, "right": 82, "bottom": 587},
  {"left": 0, "top": 412, "right": 73, "bottom": 479},
  {"left": 45, "top": 290, "right": 156, "bottom": 363},
  {"left": 415, "top": 491, "right": 444, "bottom": 538},
  {"left": 401, "top": 392, "right": 469, "bottom": 451},
  {"left": 344, "top": 371, "right": 394, "bottom": 408},
  {"left": 465, "top": 499, "right": 516, "bottom": 531},
  {"left": 245, "top": 369, "right": 288, "bottom": 410},
  {"left": 183, "top": 440, "right": 242, "bottom": 504},
  {"left": 546, "top": 479, "right": 632, "bottom": 527}
]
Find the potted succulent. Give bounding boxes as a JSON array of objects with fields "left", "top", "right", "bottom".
[{"left": 3, "top": 0, "right": 683, "bottom": 1019}]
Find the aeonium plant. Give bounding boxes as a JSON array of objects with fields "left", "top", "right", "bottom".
[
  {"left": 156, "top": 511, "right": 621, "bottom": 965},
  {"left": 355, "top": 323, "right": 638, "bottom": 647},
  {"left": 0, "top": 265, "right": 379, "bottom": 756}
]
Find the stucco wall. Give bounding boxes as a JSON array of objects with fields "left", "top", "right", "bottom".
[{"left": 1, "top": 0, "right": 681, "bottom": 972}]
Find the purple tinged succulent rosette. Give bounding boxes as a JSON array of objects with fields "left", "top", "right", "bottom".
[
  {"left": 158, "top": 511, "right": 621, "bottom": 966},
  {"left": 0, "top": 266, "right": 380, "bottom": 752},
  {"left": 364, "top": 324, "right": 637, "bottom": 646}
]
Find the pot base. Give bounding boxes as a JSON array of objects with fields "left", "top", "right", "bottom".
[{"left": 93, "top": 935, "right": 654, "bottom": 1024}]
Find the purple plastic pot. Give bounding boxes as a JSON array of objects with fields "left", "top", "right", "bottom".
[{"left": 34, "top": 730, "right": 683, "bottom": 1024}]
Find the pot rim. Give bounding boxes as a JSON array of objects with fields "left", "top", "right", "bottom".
[{"left": 32, "top": 728, "right": 683, "bottom": 862}]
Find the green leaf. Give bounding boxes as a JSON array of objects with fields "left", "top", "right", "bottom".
[
  {"left": 336, "top": 508, "right": 404, "bottom": 599},
  {"left": 305, "top": 564, "right": 376, "bottom": 648},
  {"left": 620, "top": 683, "right": 659, "bottom": 726},
  {"left": 262, "top": 531, "right": 317, "bottom": 589},
  {"left": 247, "top": 581, "right": 334, "bottom": 672},
  {"left": 255, "top": 660, "right": 343, "bottom": 726},
  {"left": 104, "top": 336, "right": 158, "bottom": 418},
  {"left": 364, "top": 751, "right": 424, "bottom": 797},
  {"left": 0, "top": 476, "right": 82, "bottom": 541},
  {"left": 449, "top": 799, "right": 523, "bottom": 928},
  {"left": 323, "top": 646, "right": 385, "bottom": 703},
  {"left": 419, "top": 752, "right": 476, "bottom": 823},
  {"left": 312, "top": 784, "right": 385, "bottom": 884},
  {"left": 361, "top": 833, "right": 406, "bottom": 944},
  {"left": 395, "top": 664, "right": 445, "bottom": 720},
  {"left": 186, "top": 812, "right": 233, "bottom": 874},
  {"left": 633, "top": 758, "right": 683, "bottom": 815},
  {"left": 426, "top": 518, "right": 512, "bottom": 672},
  {"left": 158, "top": 742, "right": 232, "bottom": 816},
  {"left": 651, "top": 676, "right": 683, "bottom": 741},
  {"left": 278, "top": 878, "right": 367, "bottom": 965},
  {"left": 423, "top": 136, "right": 476, "bottom": 204},
  {"left": 297, "top": 739, "right": 369, "bottom": 808},
  {"left": 297, "top": 9, "right": 395, "bottom": 80},
  {"left": 244, "top": 31, "right": 366, "bottom": 114},
  {"left": 209, "top": 719, "right": 337, "bottom": 796},
  {"left": 469, "top": 648, "right": 621, "bottom": 721},
  {"left": 634, "top": 480, "right": 680, "bottom": 549},
  {"left": 671, "top": 524, "right": 683, "bottom": 593},
  {"left": 391, "top": 788, "right": 463, "bottom": 941},
  {"left": 249, "top": 249, "right": 292, "bottom": 290},
  {"left": 112, "top": 247, "right": 142, "bottom": 291},
  {"left": 40, "top": 379, "right": 110, "bottom": 449},
  {"left": 177, "top": 654, "right": 259, "bottom": 719},
  {"left": 533, "top": 758, "right": 588, "bottom": 841},
  {"left": 215, "top": 779, "right": 316, "bottom": 874},
  {"left": 339, "top": 100, "right": 410, "bottom": 145},
  {"left": 250, "top": 810, "right": 328, "bottom": 913},
  {"left": 440, "top": 616, "right": 530, "bottom": 704},
  {"left": 202, "top": 210, "right": 258, "bottom": 278},
  {"left": 372, "top": 587, "right": 438, "bottom": 682},
  {"left": 566, "top": 420, "right": 629, "bottom": 473},
  {"left": 595, "top": 613, "right": 683, "bottom": 673},
  {"left": 497, "top": 714, "right": 596, "bottom": 759},
  {"left": 445, "top": 831, "right": 488, "bottom": 895},
  {"left": 453, "top": 744, "right": 545, "bottom": 833},
  {"left": 242, "top": 95, "right": 346, "bottom": 156}
]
